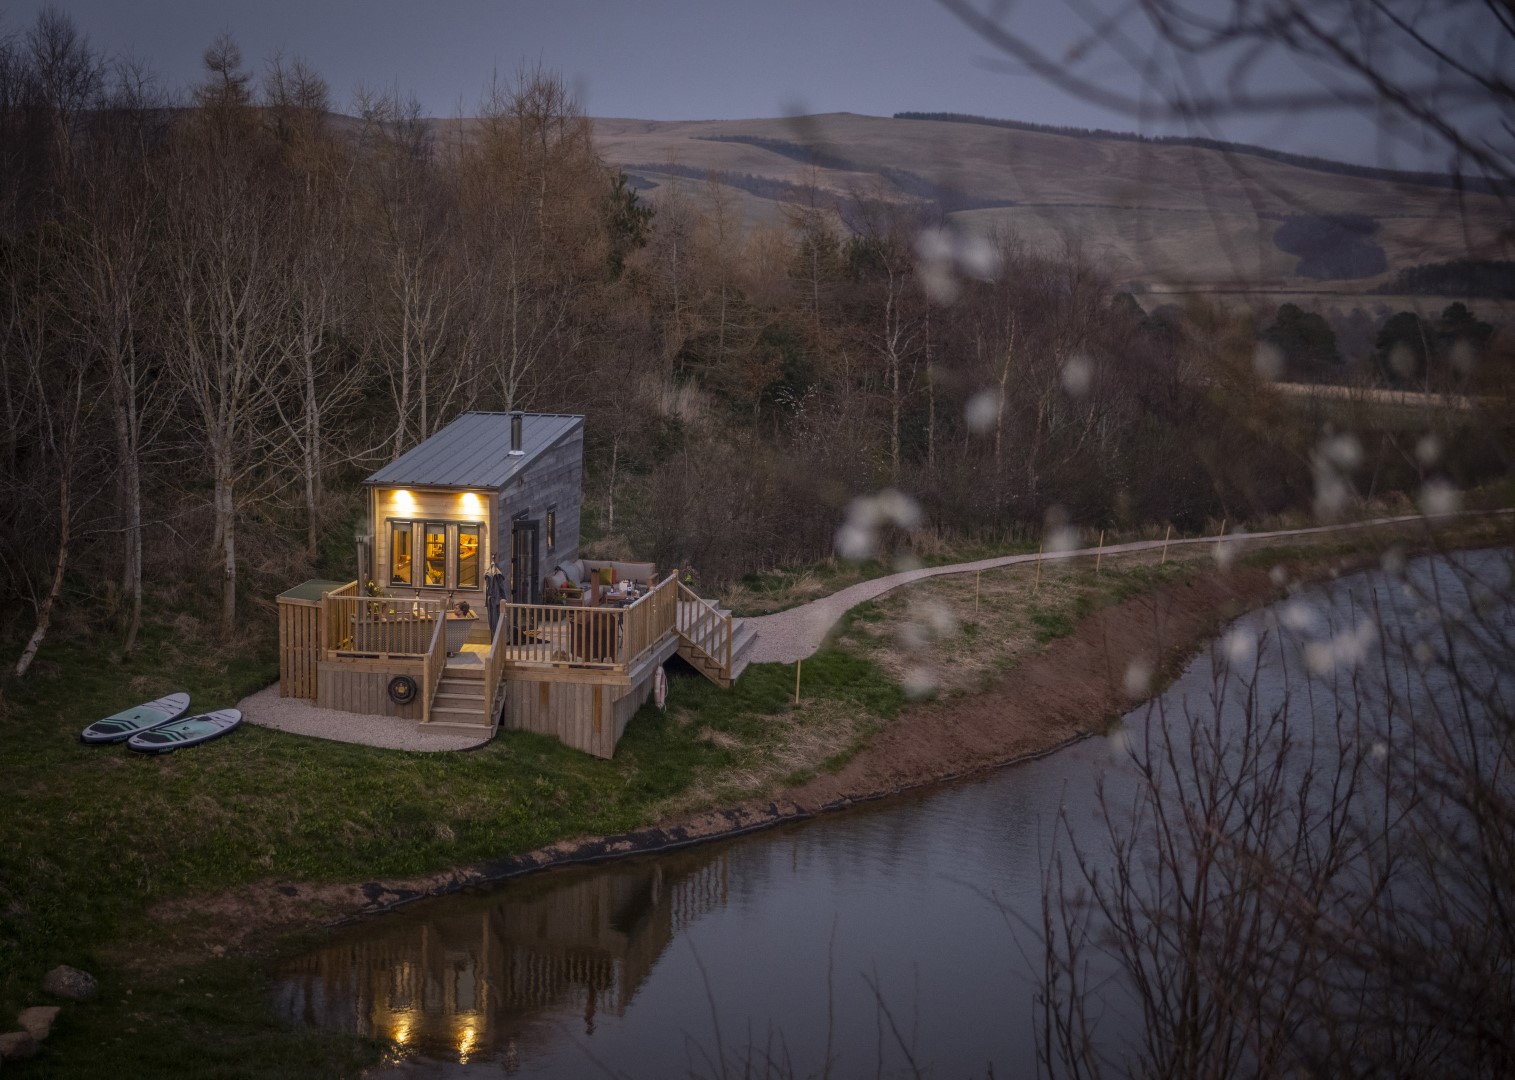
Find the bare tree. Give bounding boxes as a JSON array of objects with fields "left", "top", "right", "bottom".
[
  {"left": 462, "top": 67, "right": 604, "bottom": 413},
  {"left": 265, "top": 59, "right": 365, "bottom": 557},
  {"left": 844, "top": 197, "right": 930, "bottom": 483},
  {"left": 1040, "top": 548, "right": 1515, "bottom": 1077},
  {"left": 159, "top": 37, "right": 289, "bottom": 634},
  {"left": 354, "top": 88, "right": 463, "bottom": 456}
]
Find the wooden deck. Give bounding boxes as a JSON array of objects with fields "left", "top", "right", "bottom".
[{"left": 275, "top": 573, "right": 759, "bottom": 757}]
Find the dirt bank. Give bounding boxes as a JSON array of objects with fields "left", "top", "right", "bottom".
[{"left": 784, "top": 563, "right": 1282, "bottom": 809}]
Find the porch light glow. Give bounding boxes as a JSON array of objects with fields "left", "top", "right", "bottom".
[
  {"left": 460, "top": 492, "right": 481, "bottom": 514},
  {"left": 393, "top": 489, "right": 416, "bottom": 514}
]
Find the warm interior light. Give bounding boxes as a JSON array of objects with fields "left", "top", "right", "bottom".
[
  {"left": 460, "top": 492, "right": 481, "bottom": 514},
  {"left": 457, "top": 1024, "right": 477, "bottom": 1061},
  {"left": 392, "top": 1019, "right": 411, "bottom": 1046}
]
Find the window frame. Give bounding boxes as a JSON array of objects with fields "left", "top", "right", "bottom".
[
  {"left": 545, "top": 507, "right": 557, "bottom": 552},
  {"left": 455, "top": 522, "right": 483, "bottom": 591},
  {"left": 389, "top": 519, "right": 415, "bottom": 587},
  {"left": 385, "top": 514, "right": 489, "bottom": 592},
  {"left": 420, "top": 521, "right": 449, "bottom": 589}
]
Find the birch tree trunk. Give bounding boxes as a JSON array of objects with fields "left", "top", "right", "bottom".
[{"left": 14, "top": 448, "right": 72, "bottom": 677}]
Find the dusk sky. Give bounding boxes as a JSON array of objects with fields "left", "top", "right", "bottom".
[{"left": 3, "top": 0, "right": 1495, "bottom": 169}]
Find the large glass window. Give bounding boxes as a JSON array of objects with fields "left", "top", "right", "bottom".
[
  {"left": 389, "top": 521, "right": 413, "bottom": 586},
  {"left": 457, "top": 525, "right": 480, "bottom": 590},
  {"left": 423, "top": 522, "right": 447, "bottom": 587}
]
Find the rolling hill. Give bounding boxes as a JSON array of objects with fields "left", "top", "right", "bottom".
[{"left": 589, "top": 112, "right": 1513, "bottom": 295}]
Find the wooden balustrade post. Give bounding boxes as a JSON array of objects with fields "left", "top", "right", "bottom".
[{"left": 1161, "top": 523, "right": 1172, "bottom": 565}]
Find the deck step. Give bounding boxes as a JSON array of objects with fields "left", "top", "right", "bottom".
[
  {"left": 428, "top": 704, "right": 491, "bottom": 725},
  {"left": 674, "top": 614, "right": 758, "bottom": 689},
  {"left": 436, "top": 678, "right": 484, "bottom": 696},
  {"left": 420, "top": 718, "right": 495, "bottom": 733},
  {"left": 434, "top": 693, "right": 484, "bottom": 707}
]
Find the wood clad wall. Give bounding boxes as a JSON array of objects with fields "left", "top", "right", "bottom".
[
  {"left": 499, "top": 426, "right": 584, "bottom": 574},
  {"left": 501, "top": 666, "right": 659, "bottom": 759},
  {"left": 370, "top": 485, "right": 493, "bottom": 604},
  {"left": 613, "top": 675, "right": 657, "bottom": 744},
  {"left": 316, "top": 658, "right": 425, "bottom": 720},
  {"left": 279, "top": 600, "right": 323, "bottom": 699}
]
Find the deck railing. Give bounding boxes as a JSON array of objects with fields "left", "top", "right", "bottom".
[
  {"left": 322, "top": 592, "right": 446, "bottom": 658},
  {"left": 624, "top": 574, "right": 679, "bottom": 664},
  {"left": 420, "top": 613, "right": 446, "bottom": 724},
  {"left": 496, "top": 573, "right": 679, "bottom": 671},
  {"left": 479, "top": 603, "right": 510, "bottom": 726},
  {"left": 498, "top": 602, "right": 622, "bottom": 667},
  {"left": 677, "top": 580, "right": 732, "bottom": 672}
]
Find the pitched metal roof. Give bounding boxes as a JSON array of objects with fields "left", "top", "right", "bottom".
[{"left": 365, "top": 412, "right": 583, "bottom": 490}]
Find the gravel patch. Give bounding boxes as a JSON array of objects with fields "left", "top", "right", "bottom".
[
  {"left": 745, "top": 512, "right": 1493, "bottom": 664},
  {"left": 238, "top": 684, "right": 491, "bottom": 752}
]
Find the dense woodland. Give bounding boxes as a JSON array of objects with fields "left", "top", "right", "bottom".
[{"left": 0, "top": 12, "right": 1507, "bottom": 673}]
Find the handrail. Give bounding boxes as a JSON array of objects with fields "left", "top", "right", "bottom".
[
  {"left": 676, "top": 580, "right": 732, "bottom": 677},
  {"left": 479, "top": 602, "right": 510, "bottom": 727},
  {"left": 420, "top": 613, "right": 446, "bottom": 724},
  {"left": 623, "top": 574, "right": 679, "bottom": 665},
  {"left": 330, "top": 580, "right": 359, "bottom": 598}
]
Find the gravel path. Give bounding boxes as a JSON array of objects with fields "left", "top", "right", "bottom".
[
  {"left": 238, "top": 684, "right": 491, "bottom": 752},
  {"left": 746, "top": 511, "right": 1498, "bottom": 664}
]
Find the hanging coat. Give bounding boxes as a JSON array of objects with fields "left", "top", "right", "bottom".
[{"left": 485, "top": 562, "right": 507, "bottom": 634}]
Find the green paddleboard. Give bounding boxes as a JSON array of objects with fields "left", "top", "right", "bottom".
[
  {"left": 81, "top": 692, "right": 191, "bottom": 744},
  {"left": 126, "top": 709, "right": 242, "bottom": 755}
]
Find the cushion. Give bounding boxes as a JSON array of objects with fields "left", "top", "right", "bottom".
[
  {"left": 598, "top": 566, "right": 615, "bottom": 586},
  {"left": 557, "top": 559, "right": 584, "bottom": 583},
  {"left": 546, "top": 569, "right": 570, "bottom": 590},
  {"left": 611, "top": 561, "right": 657, "bottom": 583}
]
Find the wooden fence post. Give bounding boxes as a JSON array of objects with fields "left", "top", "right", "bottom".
[
  {"left": 1096, "top": 530, "right": 1105, "bottom": 573},
  {"left": 1161, "top": 523, "right": 1172, "bottom": 565},
  {"left": 794, "top": 658, "right": 802, "bottom": 705},
  {"left": 1033, "top": 542, "right": 1043, "bottom": 596},
  {"left": 975, "top": 571, "right": 981, "bottom": 613}
]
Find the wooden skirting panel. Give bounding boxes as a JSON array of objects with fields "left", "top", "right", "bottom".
[
  {"left": 500, "top": 672, "right": 644, "bottom": 758},
  {"left": 316, "top": 658, "right": 425, "bottom": 720},
  {"left": 278, "top": 600, "right": 322, "bottom": 699},
  {"left": 501, "top": 633, "right": 680, "bottom": 758}
]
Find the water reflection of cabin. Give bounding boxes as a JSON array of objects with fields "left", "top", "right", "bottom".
[
  {"left": 274, "top": 411, "right": 756, "bottom": 757},
  {"left": 274, "top": 854, "right": 731, "bottom": 1061}
]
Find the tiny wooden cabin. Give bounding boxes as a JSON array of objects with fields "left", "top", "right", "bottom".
[
  {"left": 364, "top": 410, "right": 584, "bottom": 610},
  {"left": 275, "top": 410, "right": 758, "bottom": 758}
]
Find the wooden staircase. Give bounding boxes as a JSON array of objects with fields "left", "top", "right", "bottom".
[
  {"left": 676, "top": 586, "right": 758, "bottom": 689},
  {"left": 424, "top": 661, "right": 502, "bottom": 733}
]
